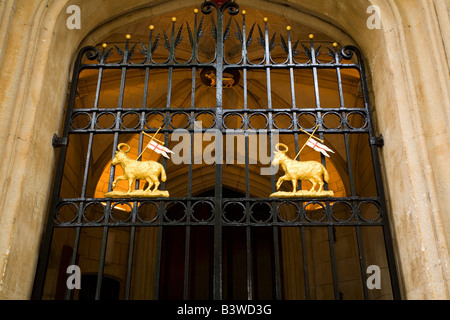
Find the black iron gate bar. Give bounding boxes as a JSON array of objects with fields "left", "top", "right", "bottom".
[{"left": 33, "top": 0, "right": 401, "bottom": 300}]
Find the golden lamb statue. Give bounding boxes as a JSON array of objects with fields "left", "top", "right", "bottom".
[
  {"left": 105, "top": 143, "right": 169, "bottom": 198},
  {"left": 270, "top": 143, "right": 334, "bottom": 198}
]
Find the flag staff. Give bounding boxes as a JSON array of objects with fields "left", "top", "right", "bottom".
[
  {"left": 137, "top": 127, "right": 163, "bottom": 160},
  {"left": 141, "top": 129, "right": 165, "bottom": 144},
  {"left": 299, "top": 127, "right": 324, "bottom": 143},
  {"left": 294, "top": 125, "right": 319, "bottom": 161}
]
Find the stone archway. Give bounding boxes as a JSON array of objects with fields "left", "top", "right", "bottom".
[{"left": 0, "top": 0, "right": 448, "bottom": 299}]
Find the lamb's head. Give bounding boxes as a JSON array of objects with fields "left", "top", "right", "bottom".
[
  {"left": 272, "top": 143, "right": 289, "bottom": 167},
  {"left": 112, "top": 143, "right": 131, "bottom": 165}
]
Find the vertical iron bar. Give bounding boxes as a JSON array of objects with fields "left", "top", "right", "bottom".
[
  {"left": 94, "top": 133, "right": 119, "bottom": 300},
  {"left": 310, "top": 40, "right": 321, "bottom": 111},
  {"left": 64, "top": 229, "right": 81, "bottom": 300},
  {"left": 336, "top": 76, "right": 345, "bottom": 108},
  {"left": 291, "top": 34, "right": 310, "bottom": 299},
  {"left": 65, "top": 133, "right": 93, "bottom": 300},
  {"left": 153, "top": 223, "right": 164, "bottom": 300},
  {"left": 246, "top": 225, "right": 253, "bottom": 300},
  {"left": 300, "top": 225, "right": 310, "bottom": 299},
  {"left": 270, "top": 129, "right": 282, "bottom": 300},
  {"left": 240, "top": 11, "right": 253, "bottom": 300},
  {"left": 65, "top": 50, "right": 105, "bottom": 300},
  {"left": 311, "top": 36, "right": 339, "bottom": 299},
  {"left": 264, "top": 19, "right": 272, "bottom": 110},
  {"left": 93, "top": 131, "right": 118, "bottom": 300},
  {"left": 287, "top": 28, "right": 296, "bottom": 110},
  {"left": 183, "top": 221, "right": 191, "bottom": 299},
  {"left": 288, "top": 28, "right": 301, "bottom": 191},
  {"left": 183, "top": 13, "right": 198, "bottom": 297},
  {"left": 335, "top": 50, "right": 370, "bottom": 299},
  {"left": 154, "top": 20, "right": 177, "bottom": 298},
  {"left": 183, "top": 65, "right": 196, "bottom": 298},
  {"left": 327, "top": 224, "right": 340, "bottom": 299},
  {"left": 320, "top": 129, "right": 340, "bottom": 300},
  {"left": 245, "top": 132, "right": 253, "bottom": 300},
  {"left": 94, "top": 226, "right": 109, "bottom": 300},
  {"left": 242, "top": 10, "right": 248, "bottom": 111},
  {"left": 125, "top": 64, "right": 151, "bottom": 300},
  {"left": 356, "top": 225, "right": 370, "bottom": 299},
  {"left": 213, "top": 6, "right": 224, "bottom": 300},
  {"left": 96, "top": 36, "right": 130, "bottom": 299},
  {"left": 272, "top": 220, "right": 282, "bottom": 299},
  {"left": 264, "top": 19, "right": 282, "bottom": 299},
  {"left": 125, "top": 225, "right": 136, "bottom": 300}
]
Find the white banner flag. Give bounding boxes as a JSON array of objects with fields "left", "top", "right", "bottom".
[
  {"left": 147, "top": 140, "right": 174, "bottom": 159},
  {"left": 306, "top": 138, "right": 335, "bottom": 158}
]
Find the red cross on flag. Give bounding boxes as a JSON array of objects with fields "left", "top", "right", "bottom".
[
  {"left": 211, "top": 0, "right": 227, "bottom": 7},
  {"left": 306, "top": 138, "right": 335, "bottom": 158},
  {"left": 147, "top": 140, "right": 174, "bottom": 159}
]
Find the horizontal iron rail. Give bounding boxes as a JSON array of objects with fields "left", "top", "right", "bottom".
[
  {"left": 53, "top": 222, "right": 384, "bottom": 228},
  {"left": 68, "top": 128, "right": 370, "bottom": 134},
  {"left": 71, "top": 107, "right": 367, "bottom": 113},
  {"left": 58, "top": 196, "right": 381, "bottom": 202},
  {"left": 78, "top": 62, "right": 361, "bottom": 70}
]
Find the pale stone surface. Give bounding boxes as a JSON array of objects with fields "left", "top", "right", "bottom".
[{"left": 0, "top": 0, "right": 448, "bottom": 299}]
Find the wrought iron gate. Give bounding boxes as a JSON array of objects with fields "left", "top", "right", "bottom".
[{"left": 33, "top": 0, "right": 401, "bottom": 300}]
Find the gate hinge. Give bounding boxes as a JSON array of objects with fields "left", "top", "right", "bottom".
[
  {"left": 370, "top": 134, "right": 384, "bottom": 148},
  {"left": 52, "top": 134, "right": 68, "bottom": 148}
]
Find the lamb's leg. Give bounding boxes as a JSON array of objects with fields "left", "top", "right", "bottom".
[
  {"left": 112, "top": 175, "right": 126, "bottom": 189},
  {"left": 309, "top": 179, "right": 317, "bottom": 192},
  {"left": 291, "top": 179, "right": 298, "bottom": 193},
  {"left": 277, "top": 175, "right": 288, "bottom": 190},
  {"left": 128, "top": 178, "right": 134, "bottom": 193},
  {"left": 152, "top": 177, "right": 160, "bottom": 192},
  {"left": 145, "top": 178, "right": 153, "bottom": 192},
  {"left": 317, "top": 178, "right": 324, "bottom": 192}
]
